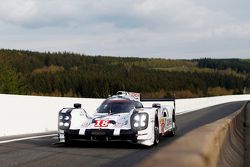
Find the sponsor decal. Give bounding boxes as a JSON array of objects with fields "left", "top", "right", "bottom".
[
  {"left": 167, "top": 119, "right": 171, "bottom": 126},
  {"left": 129, "top": 92, "right": 140, "bottom": 100},
  {"left": 94, "top": 120, "right": 110, "bottom": 127},
  {"left": 161, "top": 117, "right": 165, "bottom": 132}
]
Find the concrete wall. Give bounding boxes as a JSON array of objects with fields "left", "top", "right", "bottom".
[
  {"left": 0, "top": 94, "right": 103, "bottom": 137},
  {"left": 0, "top": 94, "right": 250, "bottom": 137},
  {"left": 142, "top": 94, "right": 250, "bottom": 114},
  {"left": 175, "top": 95, "right": 250, "bottom": 114},
  {"left": 137, "top": 101, "right": 247, "bottom": 167}
]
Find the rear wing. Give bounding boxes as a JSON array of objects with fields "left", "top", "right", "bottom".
[
  {"left": 128, "top": 92, "right": 140, "bottom": 101},
  {"left": 116, "top": 91, "right": 141, "bottom": 101},
  {"left": 141, "top": 98, "right": 176, "bottom": 111}
]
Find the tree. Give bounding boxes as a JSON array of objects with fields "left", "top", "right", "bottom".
[{"left": 0, "top": 63, "right": 24, "bottom": 94}]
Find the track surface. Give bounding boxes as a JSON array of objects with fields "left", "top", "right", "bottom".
[{"left": 0, "top": 101, "right": 245, "bottom": 167}]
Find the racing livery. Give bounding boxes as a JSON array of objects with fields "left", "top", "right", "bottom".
[{"left": 58, "top": 91, "right": 176, "bottom": 146}]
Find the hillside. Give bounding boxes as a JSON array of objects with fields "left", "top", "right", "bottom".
[{"left": 0, "top": 49, "right": 249, "bottom": 98}]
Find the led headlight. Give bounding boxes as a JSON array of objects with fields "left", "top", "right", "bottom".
[
  {"left": 131, "top": 113, "right": 149, "bottom": 130},
  {"left": 134, "top": 115, "right": 140, "bottom": 121},
  {"left": 58, "top": 112, "right": 71, "bottom": 130},
  {"left": 141, "top": 114, "right": 147, "bottom": 121},
  {"left": 140, "top": 114, "right": 147, "bottom": 127},
  {"left": 140, "top": 121, "right": 146, "bottom": 127},
  {"left": 64, "top": 122, "right": 70, "bottom": 127},
  {"left": 134, "top": 122, "right": 139, "bottom": 128},
  {"left": 64, "top": 116, "right": 70, "bottom": 121}
]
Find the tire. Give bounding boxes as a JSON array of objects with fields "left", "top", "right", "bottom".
[
  {"left": 64, "top": 132, "right": 71, "bottom": 144},
  {"left": 154, "top": 119, "right": 160, "bottom": 145},
  {"left": 168, "top": 121, "right": 176, "bottom": 137}
]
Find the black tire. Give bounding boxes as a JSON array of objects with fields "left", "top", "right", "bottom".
[
  {"left": 64, "top": 132, "right": 71, "bottom": 144},
  {"left": 154, "top": 119, "right": 160, "bottom": 145},
  {"left": 168, "top": 120, "right": 176, "bottom": 137}
]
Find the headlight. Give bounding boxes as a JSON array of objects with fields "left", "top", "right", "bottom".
[
  {"left": 134, "top": 115, "right": 140, "bottom": 121},
  {"left": 141, "top": 114, "right": 147, "bottom": 121},
  {"left": 140, "top": 114, "right": 147, "bottom": 127},
  {"left": 64, "top": 116, "right": 70, "bottom": 121},
  {"left": 134, "top": 122, "right": 139, "bottom": 128},
  {"left": 58, "top": 112, "right": 71, "bottom": 130},
  {"left": 64, "top": 122, "right": 70, "bottom": 127},
  {"left": 140, "top": 121, "right": 146, "bottom": 127},
  {"left": 131, "top": 113, "right": 148, "bottom": 130}
]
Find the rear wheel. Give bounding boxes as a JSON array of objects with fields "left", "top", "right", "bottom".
[
  {"left": 168, "top": 121, "right": 176, "bottom": 137},
  {"left": 154, "top": 120, "right": 160, "bottom": 145}
]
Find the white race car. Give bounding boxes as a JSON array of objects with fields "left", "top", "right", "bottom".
[{"left": 58, "top": 91, "right": 176, "bottom": 146}]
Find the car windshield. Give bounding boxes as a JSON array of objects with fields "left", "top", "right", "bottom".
[{"left": 97, "top": 100, "right": 135, "bottom": 114}]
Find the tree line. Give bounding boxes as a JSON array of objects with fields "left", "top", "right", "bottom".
[
  {"left": 0, "top": 49, "right": 249, "bottom": 98},
  {"left": 197, "top": 58, "right": 250, "bottom": 73}
]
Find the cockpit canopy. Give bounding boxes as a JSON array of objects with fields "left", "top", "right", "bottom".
[{"left": 97, "top": 97, "right": 143, "bottom": 114}]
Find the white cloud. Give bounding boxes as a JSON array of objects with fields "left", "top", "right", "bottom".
[
  {"left": 0, "top": 0, "right": 37, "bottom": 23},
  {"left": 0, "top": 0, "right": 250, "bottom": 58}
]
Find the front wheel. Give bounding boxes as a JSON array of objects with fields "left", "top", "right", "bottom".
[{"left": 64, "top": 132, "right": 72, "bottom": 144}]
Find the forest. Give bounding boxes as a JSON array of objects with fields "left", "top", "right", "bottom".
[{"left": 0, "top": 49, "right": 249, "bottom": 98}]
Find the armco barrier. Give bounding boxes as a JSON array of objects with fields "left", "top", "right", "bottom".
[
  {"left": 0, "top": 94, "right": 249, "bottom": 137},
  {"left": 137, "top": 102, "right": 247, "bottom": 167}
]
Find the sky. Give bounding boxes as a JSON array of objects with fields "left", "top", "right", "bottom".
[{"left": 0, "top": 0, "right": 250, "bottom": 59}]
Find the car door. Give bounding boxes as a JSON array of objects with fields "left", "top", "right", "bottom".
[
  {"left": 164, "top": 108, "right": 173, "bottom": 131},
  {"left": 160, "top": 108, "right": 168, "bottom": 133}
]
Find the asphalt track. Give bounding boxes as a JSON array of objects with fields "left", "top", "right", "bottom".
[{"left": 0, "top": 101, "right": 245, "bottom": 167}]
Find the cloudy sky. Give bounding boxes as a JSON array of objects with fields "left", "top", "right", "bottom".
[{"left": 0, "top": 0, "right": 250, "bottom": 59}]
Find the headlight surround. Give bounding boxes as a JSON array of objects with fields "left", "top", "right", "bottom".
[
  {"left": 58, "top": 112, "right": 72, "bottom": 130},
  {"left": 131, "top": 113, "right": 149, "bottom": 130}
]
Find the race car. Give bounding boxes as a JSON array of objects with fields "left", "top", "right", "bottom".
[{"left": 58, "top": 91, "right": 176, "bottom": 146}]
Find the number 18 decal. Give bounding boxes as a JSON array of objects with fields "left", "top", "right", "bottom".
[{"left": 95, "top": 120, "right": 110, "bottom": 127}]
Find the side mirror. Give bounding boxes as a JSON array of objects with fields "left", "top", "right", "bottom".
[
  {"left": 74, "top": 103, "right": 81, "bottom": 108},
  {"left": 152, "top": 103, "right": 161, "bottom": 108}
]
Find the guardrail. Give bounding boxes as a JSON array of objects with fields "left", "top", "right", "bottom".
[
  {"left": 137, "top": 102, "right": 248, "bottom": 167},
  {"left": 0, "top": 94, "right": 249, "bottom": 137}
]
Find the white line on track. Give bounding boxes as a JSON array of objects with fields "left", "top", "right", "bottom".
[{"left": 0, "top": 134, "right": 57, "bottom": 144}]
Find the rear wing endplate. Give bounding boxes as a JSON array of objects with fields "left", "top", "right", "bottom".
[{"left": 141, "top": 98, "right": 176, "bottom": 111}]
